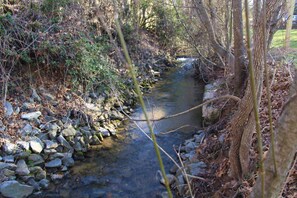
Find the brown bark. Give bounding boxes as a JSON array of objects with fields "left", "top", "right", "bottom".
[
  {"left": 232, "top": 0, "right": 246, "bottom": 94},
  {"left": 229, "top": 5, "right": 265, "bottom": 180},
  {"left": 251, "top": 93, "right": 297, "bottom": 198},
  {"left": 193, "top": 0, "right": 234, "bottom": 67},
  {"left": 229, "top": 0, "right": 285, "bottom": 180}
]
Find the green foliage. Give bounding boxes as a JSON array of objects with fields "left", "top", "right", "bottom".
[{"left": 66, "top": 37, "right": 125, "bottom": 93}]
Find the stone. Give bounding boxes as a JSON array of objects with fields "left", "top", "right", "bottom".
[
  {"left": 29, "top": 166, "right": 46, "bottom": 181},
  {"left": 80, "top": 126, "right": 92, "bottom": 136},
  {"left": 47, "top": 123, "right": 59, "bottom": 139},
  {"left": 30, "top": 139, "right": 43, "bottom": 153},
  {"left": 160, "top": 174, "right": 176, "bottom": 186},
  {"left": 44, "top": 140, "right": 58, "bottom": 149},
  {"left": 42, "top": 92, "right": 56, "bottom": 101},
  {"left": 96, "top": 127, "right": 110, "bottom": 137},
  {"left": 184, "top": 141, "right": 196, "bottom": 152},
  {"left": 3, "top": 169, "right": 15, "bottom": 177},
  {"left": 0, "top": 180, "right": 34, "bottom": 198},
  {"left": 4, "top": 101, "right": 14, "bottom": 117},
  {"left": 49, "top": 153, "right": 65, "bottom": 160},
  {"left": 73, "top": 142, "right": 82, "bottom": 151},
  {"left": 62, "top": 156, "right": 74, "bottom": 167},
  {"left": 28, "top": 154, "right": 44, "bottom": 166},
  {"left": 3, "top": 142, "right": 17, "bottom": 155},
  {"left": 62, "top": 125, "right": 77, "bottom": 137},
  {"left": 45, "top": 158, "right": 62, "bottom": 168},
  {"left": 22, "top": 123, "right": 33, "bottom": 135},
  {"left": 90, "top": 135, "right": 101, "bottom": 145},
  {"left": 57, "top": 135, "right": 72, "bottom": 150},
  {"left": 20, "top": 103, "right": 30, "bottom": 112},
  {"left": 16, "top": 141, "right": 30, "bottom": 151},
  {"left": 21, "top": 111, "right": 42, "bottom": 120},
  {"left": 27, "top": 178, "right": 40, "bottom": 191},
  {"left": 16, "top": 159, "right": 30, "bottom": 176},
  {"left": 110, "top": 110, "right": 124, "bottom": 120},
  {"left": 3, "top": 155, "right": 14, "bottom": 163},
  {"left": 187, "top": 162, "right": 207, "bottom": 176},
  {"left": 194, "top": 132, "right": 205, "bottom": 144},
  {"left": 50, "top": 173, "right": 64, "bottom": 181},
  {"left": 16, "top": 151, "right": 31, "bottom": 159},
  {"left": 31, "top": 88, "right": 42, "bottom": 102},
  {"left": 85, "top": 103, "right": 101, "bottom": 112},
  {"left": 44, "top": 149, "right": 57, "bottom": 154},
  {"left": 39, "top": 179, "right": 49, "bottom": 189},
  {"left": 0, "top": 162, "right": 16, "bottom": 170}
]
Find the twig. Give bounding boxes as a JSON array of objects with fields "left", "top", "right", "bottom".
[
  {"left": 244, "top": 0, "right": 265, "bottom": 196},
  {"left": 159, "top": 125, "right": 197, "bottom": 135},
  {"left": 132, "top": 94, "right": 240, "bottom": 121}
]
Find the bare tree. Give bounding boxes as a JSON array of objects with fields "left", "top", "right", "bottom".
[
  {"left": 232, "top": 0, "right": 246, "bottom": 94},
  {"left": 229, "top": 0, "right": 284, "bottom": 180},
  {"left": 193, "top": 0, "right": 234, "bottom": 68}
]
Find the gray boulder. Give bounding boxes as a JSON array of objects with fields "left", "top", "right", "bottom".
[
  {"left": 44, "top": 140, "right": 58, "bottom": 149},
  {"left": 45, "top": 158, "right": 62, "bottom": 168},
  {"left": 3, "top": 142, "right": 17, "bottom": 155},
  {"left": 16, "top": 160, "right": 30, "bottom": 176},
  {"left": 16, "top": 141, "right": 30, "bottom": 151},
  {"left": 57, "top": 135, "right": 72, "bottom": 150},
  {"left": 30, "top": 139, "right": 43, "bottom": 153},
  {"left": 0, "top": 180, "right": 34, "bottom": 198},
  {"left": 62, "top": 156, "right": 74, "bottom": 167},
  {"left": 28, "top": 154, "right": 44, "bottom": 166},
  {"left": 38, "top": 179, "right": 49, "bottom": 189},
  {"left": 47, "top": 123, "right": 59, "bottom": 139},
  {"left": 3, "top": 155, "right": 14, "bottom": 163},
  {"left": 62, "top": 125, "right": 77, "bottom": 137},
  {"left": 3, "top": 169, "right": 15, "bottom": 177},
  {"left": 29, "top": 166, "right": 46, "bottom": 181}
]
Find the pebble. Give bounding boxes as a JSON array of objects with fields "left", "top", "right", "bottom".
[
  {"left": 21, "top": 111, "right": 42, "bottom": 120},
  {"left": 30, "top": 140, "right": 43, "bottom": 153},
  {"left": 4, "top": 101, "right": 14, "bottom": 117}
]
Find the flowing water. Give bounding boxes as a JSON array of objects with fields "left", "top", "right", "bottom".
[{"left": 44, "top": 59, "right": 204, "bottom": 198}]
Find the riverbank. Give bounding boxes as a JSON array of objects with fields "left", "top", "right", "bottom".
[
  {"left": 170, "top": 60, "right": 296, "bottom": 197},
  {"left": 0, "top": 27, "right": 177, "bottom": 197}
]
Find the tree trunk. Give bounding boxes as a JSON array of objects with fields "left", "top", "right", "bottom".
[
  {"left": 284, "top": 0, "right": 295, "bottom": 49},
  {"left": 251, "top": 93, "right": 297, "bottom": 198},
  {"left": 229, "top": 2, "right": 265, "bottom": 180},
  {"left": 229, "top": 0, "right": 285, "bottom": 180},
  {"left": 232, "top": 0, "right": 247, "bottom": 94},
  {"left": 193, "top": 0, "right": 234, "bottom": 68}
]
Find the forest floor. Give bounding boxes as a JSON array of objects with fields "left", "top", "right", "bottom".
[{"left": 189, "top": 53, "right": 297, "bottom": 197}]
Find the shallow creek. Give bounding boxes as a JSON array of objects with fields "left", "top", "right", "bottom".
[{"left": 44, "top": 59, "right": 204, "bottom": 198}]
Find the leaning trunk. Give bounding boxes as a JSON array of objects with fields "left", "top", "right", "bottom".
[
  {"left": 251, "top": 92, "right": 297, "bottom": 197},
  {"left": 229, "top": 2, "right": 265, "bottom": 179}
]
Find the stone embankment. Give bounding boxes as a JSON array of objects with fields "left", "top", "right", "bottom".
[{"left": 0, "top": 65, "right": 166, "bottom": 197}]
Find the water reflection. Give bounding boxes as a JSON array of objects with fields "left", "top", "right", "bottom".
[{"left": 44, "top": 59, "right": 203, "bottom": 198}]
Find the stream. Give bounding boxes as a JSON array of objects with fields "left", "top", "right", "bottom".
[{"left": 43, "top": 58, "right": 204, "bottom": 198}]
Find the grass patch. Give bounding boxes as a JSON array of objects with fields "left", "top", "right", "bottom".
[{"left": 271, "top": 29, "right": 297, "bottom": 48}]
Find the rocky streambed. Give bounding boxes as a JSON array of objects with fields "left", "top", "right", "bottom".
[{"left": 0, "top": 58, "right": 216, "bottom": 198}]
